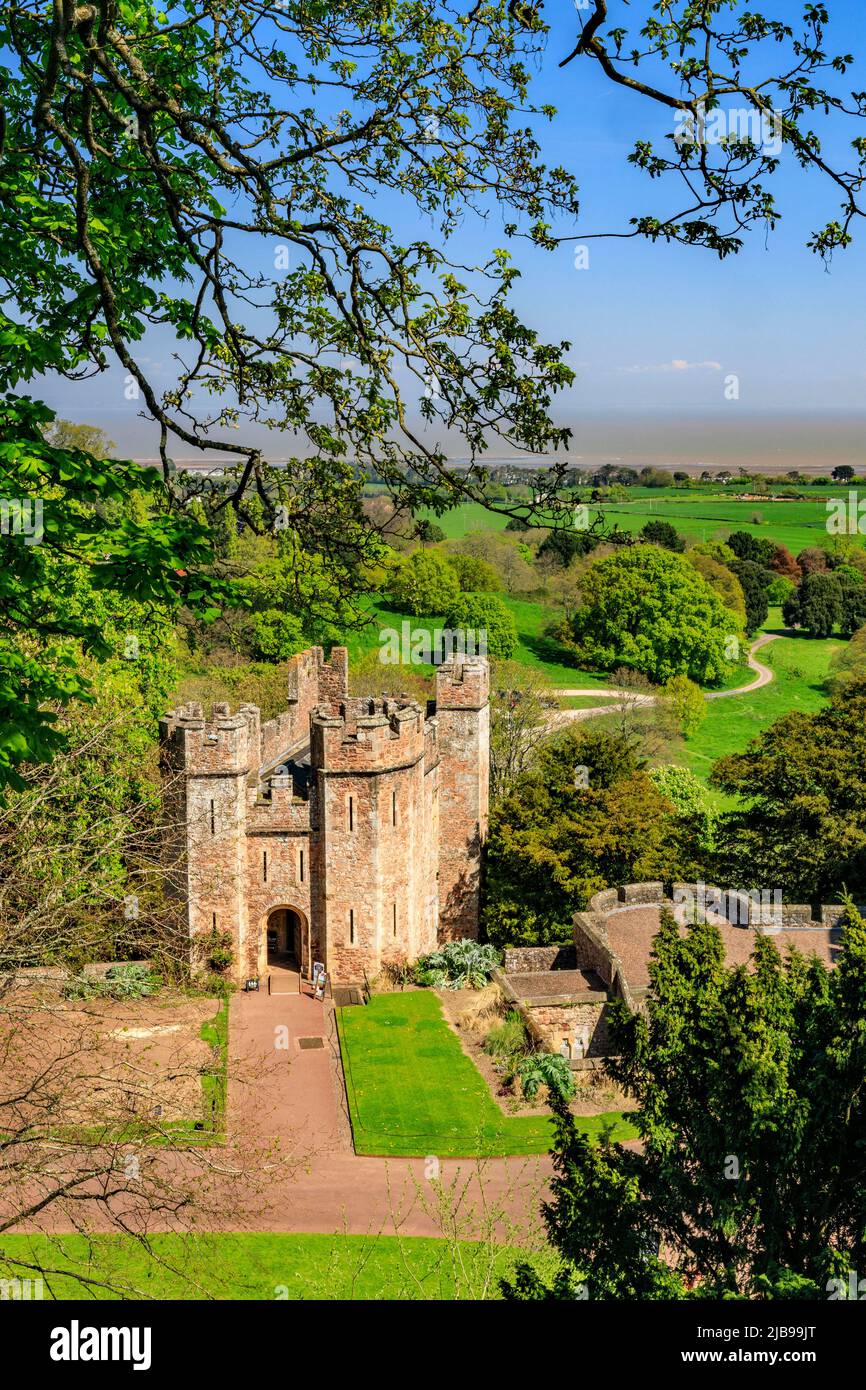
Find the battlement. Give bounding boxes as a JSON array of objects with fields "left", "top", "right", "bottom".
[
  {"left": 247, "top": 778, "right": 312, "bottom": 833},
  {"left": 310, "top": 701, "right": 427, "bottom": 772},
  {"left": 435, "top": 657, "right": 490, "bottom": 711},
  {"left": 160, "top": 645, "right": 489, "bottom": 985},
  {"left": 159, "top": 701, "right": 260, "bottom": 776},
  {"left": 259, "top": 645, "right": 348, "bottom": 766}
]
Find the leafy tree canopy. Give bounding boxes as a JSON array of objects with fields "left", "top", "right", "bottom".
[
  {"left": 389, "top": 549, "right": 460, "bottom": 616},
  {"left": 567, "top": 546, "right": 742, "bottom": 684},
  {"left": 640, "top": 519, "right": 684, "bottom": 552},
  {"left": 443, "top": 591, "right": 517, "bottom": 659},
  {"left": 505, "top": 905, "right": 866, "bottom": 1300},
  {"left": 711, "top": 677, "right": 866, "bottom": 900},
  {"left": 482, "top": 726, "right": 697, "bottom": 949},
  {"left": 729, "top": 558, "right": 770, "bottom": 635},
  {"left": 0, "top": 397, "right": 221, "bottom": 787}
]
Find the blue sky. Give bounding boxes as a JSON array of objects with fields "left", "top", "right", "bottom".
[{"left": 41, "top": 1, "right": 866, "bottom": 468}]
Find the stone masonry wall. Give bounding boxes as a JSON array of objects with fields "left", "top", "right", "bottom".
[
  {"left": 527, "top": 1000, "right": 610, "bottom": 1058},
  {"left": 160, "top": 649, "right": 488, "bottom": 985},
  {"left": 503, "top": 945, "right": 577, "bottom": 973},
  {"left": 434, "top": 659, "right": 489, "bottom": 942}
]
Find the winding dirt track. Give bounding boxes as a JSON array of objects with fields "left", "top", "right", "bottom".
[{"left": 551, "top": 631, "right": 785, "bottom": 724}]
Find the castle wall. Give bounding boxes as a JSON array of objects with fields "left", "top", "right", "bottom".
[
  {"left": 158, "top": 706, "right": 257, "bottom": 976},
  {"left": 244, "top": 781, "right": 313, "bottom": 978},
  {"left": 160, "top": 648, "right": 488, "bottom": 985},
  {"left": 313, "top": 707, "right": 434, "bottom": 981},
  {"left": 259, "top": 646, "right": 349, "bottom": 768},
  {"left": 434, "top": 659, "right": 489, "bottom": 941}
]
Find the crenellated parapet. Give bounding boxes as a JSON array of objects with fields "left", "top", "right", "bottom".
[
  {"left": 310, "top": 702, "right": 427, "bottom": 772},
  {"left": 435, "top": 656, "right": 489, "bottom": 711},
  {"left": 247, "top": 778, "right": 313, "bottom": 833},
  {"left": 159, "top": 702, "right": 260, "bottom": 777}
]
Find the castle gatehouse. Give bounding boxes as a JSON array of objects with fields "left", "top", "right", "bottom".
[{"left": 159, "top": 647, "right": 489, "bottom": 985}]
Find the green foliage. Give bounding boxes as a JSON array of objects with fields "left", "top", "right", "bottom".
[
  {"left": 765, "top": 574, "right": 795, "bottom": 606},
  {"left": 685, "top": 550, "right": 747, "bottom": 627},
  {"left": 483, "top": 727, "right": 698, "bottom": 949},
  {"left": 648, "top": 765, "right": 717, "bottom": 854},
  {"left": 484, "top": 1010, "right": 529, "bottom": 1066},
  {"left": 567, "top": 546, "right": 741, "bottom": 684},
  {"left": 443, "top": 592, "right": 518, "bottom": 659},
  {"left": 413, "top": 520, "right": 446, "bottom": 545},
  {"left": 196, "top": 926, "right": 236, "bottom": 976},
  {"left": 727, "top": 530, "right": 777, "bottom": 567},
  {"left": 506, "top": 905, "right": 866, "bottom": 1299},
  {"left": 445, "top": 552, "right": 501, "bottom": 593},
  {"left": 0, "top": 398, "right": 222, "bottom": 787},
  {"left": 640, "top": 519, "right": 684, "bottom": 552},
  {"left": 414, "top": 939, "right": 500, "bottom": 990},
  {"left": 249, "top": 610, "right": 308, "bottom": 663},
  {"left": 783, "top": 570, "right": 842, "bottom": 637},
  {"left": 517, "top": 1052, "right": 575, "bottom": 1103},
  {"left": 662, "top": 674, "right": 707, "bottom": 738},
  {"left": 537, "top": 529, "right": 600, "bottom": 567},
  {"left": 390, "top": 550, "right": 460, "bottom": 616},
  {"left": 730, "top": 559, "right": 771, "bottom": 634},
  {"left": 711, "top": 676, "right": 866, "bottom": 899}
]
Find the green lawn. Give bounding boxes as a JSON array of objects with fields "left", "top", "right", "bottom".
[
  {"left": 0, "top": 1232, "right": 554, "bottom": 1300},
  {"left": 337, "top": 990, "right": 633, "bottom": 1157}
]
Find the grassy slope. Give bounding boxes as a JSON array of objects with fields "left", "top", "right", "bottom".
[
  {"left": 679, "top": 625, "right": 841, "bottom": 790},
  {"left": 344, "top": 593, "right": 609, "bottom": 688},
  {"left": 337, "top": 990, "right": 633, "bottom": 1157},
  {"left": 0, "top": 1232, "right": 554, "bottom": 1300}
]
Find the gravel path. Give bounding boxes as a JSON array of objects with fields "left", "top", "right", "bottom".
[{"left": 551, "top": 631, "right": 787, "bottom": 723}]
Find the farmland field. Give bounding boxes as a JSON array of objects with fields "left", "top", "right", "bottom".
[{"left": 415, "top": 488, "right": 862, "bottom": 555}]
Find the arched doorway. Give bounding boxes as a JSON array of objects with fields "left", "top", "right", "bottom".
[{"left": 264, "top": 906, "right": 309, "bottom": 978}]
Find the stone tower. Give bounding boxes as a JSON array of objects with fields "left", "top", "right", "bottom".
[
  {"left": 434, "top": 658, "right": 490, "bottom": 941},
  {"left": 159, "top": 647, "right": 489, "bottom": 985}
]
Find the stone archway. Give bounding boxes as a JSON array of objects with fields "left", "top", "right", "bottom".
[{"left": 262, "top": 904, "right": 310, "bottom": 979}]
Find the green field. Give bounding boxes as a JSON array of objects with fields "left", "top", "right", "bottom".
[
  {"left": 417, "top": 500, "right": 512, "bottom": 538},
  {"left": 420, "top": 488, "right": 862, "bottom": 556},
  {"left": 337, "top": 990, "right": 633, "bottom": 1157},
  {"left": 589, "top": 496, "right": 832, "bottom": 554},
  {"left": 0, "top": 1232, "right": 555, "bottom": 1300}
]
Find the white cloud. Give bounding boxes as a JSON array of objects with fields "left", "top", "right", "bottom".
[{"left": 620, "top": 359, "right": 723, "bottom": 374}]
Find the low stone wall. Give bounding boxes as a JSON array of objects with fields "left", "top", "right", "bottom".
[
  {"left": 1, "top": 960, "right": 155, "bottom": 988},
  {"left": 525, "top": 999, "right": 610, "bottom": 1059},
  {"left": 502, "top": 944, "right": 577, "bottom": 973},
  {"left": 494, "top": 966, "right": 610, "bottom": 1060}
]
